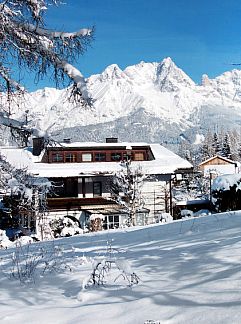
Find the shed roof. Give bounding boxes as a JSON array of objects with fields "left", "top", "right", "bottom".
[{"left": 199, "top": 155, "right": 237, "bottom": 167}]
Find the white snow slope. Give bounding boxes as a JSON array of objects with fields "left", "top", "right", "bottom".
[{"left": 1, "top": 212, "right": 241, "bottom": 323}]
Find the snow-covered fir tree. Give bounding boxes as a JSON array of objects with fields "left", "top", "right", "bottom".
[
  {"left": 222, "top": 133, "right": 231, "bottom": 159},
  {"left": 212, "top": 132, "right": 222, "bottom": 156},
  {"left": 197, "top": 129, "right": 241, "bottom": 163},
  {"left": 199, "top": 130, "right": 215, "bottom": 162}
]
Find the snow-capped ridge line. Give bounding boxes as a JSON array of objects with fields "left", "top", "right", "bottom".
[{"left": 3, "top": 57, "right": 241, "bottom": 143}]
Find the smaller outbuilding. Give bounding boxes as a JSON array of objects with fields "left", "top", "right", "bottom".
[{"left": 198, "top": 155, "right": 239, "bottom": 176}]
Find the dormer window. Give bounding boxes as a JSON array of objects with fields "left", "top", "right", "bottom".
[
  {"left": 123, "top": 152, "right": 133, "bottom": 161},
  {"left": 111, "top": 152, "right": 122, "bottom": 161},
  {"left": 52, "top": 153, "right": 63, "bottom": 162},
  {"left": 82, "top": 153, "right": 92, "bottom": 162},
  {"left": 95, "top": 152, "right": 106, "bottom": 162},
  {"left": 65, "top": 153, "right": 76, "bottom": 162},
  {"left": 134, "top": 152, "right": 144, "bottom": 161}
]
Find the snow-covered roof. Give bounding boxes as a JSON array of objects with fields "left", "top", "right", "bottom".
[
  {"left": 199, "top": 155, "right": 237, "bottom": 166},
  {"left": 176, "top": 199, "right": 210, "bottom": 206},
  {"left": 52, "top": 141, "right": 148, "bottom": 148},
  {"left": 0, "top": 142, "right": 193, "bottom": 178}
]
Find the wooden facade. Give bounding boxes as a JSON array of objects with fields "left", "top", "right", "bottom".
[
  {"left": 199, "top": 155, "right": 238, "bottom": 172},
  {"left": 41, "top": 145, "right": 154, "bottom": 163}
]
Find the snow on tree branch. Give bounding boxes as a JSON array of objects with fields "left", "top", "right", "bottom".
[
  {"left": 0, "top": 66, "right": 25, "bottom": 93},
  {"left": 0, "top": 110, "right": 46, "bottom": 138},
  {"left": 24, "top": 23, "right": 92, "bottom": 39},
  {"left": 0, "top": 152, "right": 51, "bottom": 209},
  {"left": 0, "top": 0, "right": 93, "bottom": 103}
]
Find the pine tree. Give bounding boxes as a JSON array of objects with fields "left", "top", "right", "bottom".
[
  {"left": 228, "top": 129, "right": 241, "bottom": 161},
  {"left": 212, "top": 132, "right": 222, "bottom": 156},
  {"left": 199, "top": 130, "right": 215, "bottom": 162},
  {"left": 222, "top": 133, "right": 231, "bottom": 159}
]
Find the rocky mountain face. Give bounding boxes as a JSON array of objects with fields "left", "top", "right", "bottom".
[{"left": 6, "top": 57, "right": 241, "bottom": 146}]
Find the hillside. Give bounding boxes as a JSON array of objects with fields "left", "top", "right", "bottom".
[
  {"left": 1, "top": 212, "right": 241, "bottom": 323},
  {"left": 4, "top": 57, "right": 241, "bottom": 145}
]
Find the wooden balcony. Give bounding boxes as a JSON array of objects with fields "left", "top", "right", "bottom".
[{"left": 47, "top": 197, "right": 116, "bottom": 212}]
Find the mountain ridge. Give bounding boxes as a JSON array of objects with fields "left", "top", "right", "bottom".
[{"left": 5, "top": 57, "right": 241, "bottom": 145}]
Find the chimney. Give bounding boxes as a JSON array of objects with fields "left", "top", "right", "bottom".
[
  {"left": 106, "top": 137, "right": 118, "bottom": 143},
  {"left": 63, "top": 138, "right": 71, "bottom": 144},
  {"left": 32, "top": 137, "right": 45, "bottom": 156}
]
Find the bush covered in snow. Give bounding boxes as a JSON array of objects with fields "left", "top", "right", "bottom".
[
  {"left": 49, "top": 216, "right": 83, "bottom": 238},
  {"left": 0, "top": 229, "right": 12, "bottom": 249},
  {"left": 89, "top": 213, "right": 105, "bottom": 232},
  {"left": 156, "top": 212, "right": 173, "bottom": 223},
  {"left": 212, "top": 174, "right": 241, "bottom": 212},
  {"left": 193, "top": 209, "right": 211, "bottom": 217},
  {"left": 8, "top": 242, "right": 71, "bottom": 284},
  {"left": 180, "top": 209, "right": 193, "bottom": 218}
]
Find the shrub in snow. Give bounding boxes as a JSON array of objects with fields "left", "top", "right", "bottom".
[
  {"left": 0, "top": 229, "right": 13, "bottom": 249},
  {"left": 60, "top": 225, "right": 83, "bottom": 237},
  {"left": 114, "top": 258, "right": 140, "bottom": 286},
  {"left": 16, "top": 236, "right": 34, "bottom": 245},
  {"left": 193, "top": 209, "right": 211, "bottom": 217},
  {"left": 89, "top": 213, "right": 105, "bottom": 232},
  {"left": 156, "top": 212, "right": 173, "bottom": 223},
  {"left": 85, "top": 257, "right": 140, "bottom": 288},
  {"left": 84, "top": 240, "right": 140, "bottom": 288},
  {"left": 49, "top": 216, "right": 83, "bottom": 238},
  {"left": 212, "top": 174, "right": 241, "bottom": 212},
  {"left": 9, "top": 242, "right": 71, "bottom": 284},
  {"left": 180, "top": 209, "right": 193, "bottom": 218}
]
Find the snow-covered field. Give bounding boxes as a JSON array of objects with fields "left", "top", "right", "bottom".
[{"left": 1, "top": 212, "right": 241, "bottom": 324}]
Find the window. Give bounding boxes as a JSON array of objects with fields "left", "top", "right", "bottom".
[
  {"left": 111, "top": 152, "right": 122, "bottom": 161},
  {"left": 49, "top": 178, "right": 78, "bottom": 197},
  {"left": 82, "top": 153, "right": 92, "bottom": 162},
  {"left": 52, "top": 153, "right": 63, "bottom": 162},
  {"left": 134, "top": 152, "right": 144, "bottom": 161},
  {"left": 123, "top": 152, "right": 133, "bottom": 162},
  {"left": 103, "top": 215, "right": 120, "bottom": 229},
  {"left": 93, "top": 181, "right": 102, "bottom": 197},
  {"left": 95, "top": 152, "right": 106, "bottom": 162},
  {"left": 65, "top": 153, "right": 76, "bottom": 162}
]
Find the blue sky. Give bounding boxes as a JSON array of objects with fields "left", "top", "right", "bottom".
[{"left": 24, "top": 0, "right": 241, "bottom": 90}]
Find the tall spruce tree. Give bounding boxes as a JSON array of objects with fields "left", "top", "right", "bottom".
[
  {"left": 222, "top": 133, "right": 231, "bottom": 159},
  {"left": 212, "top": 132, "right": 222, "bottom": 156}
]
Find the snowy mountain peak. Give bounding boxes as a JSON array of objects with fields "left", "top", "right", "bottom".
[
  {"left": 201, "top": 74, "right": 212, "bottom": 87},
  {"left": 215, "top": 69, "right": 241, "bottom": 85},
  {"left": 124, "top": 61, "right": 157, "bottom": 84},
  {"left": 159, "top": 56, "right": 175, "bottom": 68},
  {"left": 155, "top": 57, "right": 195, "bottom": 91},
  {"left": 100, "top": 64, "right": 125, "bottom": 81}
]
